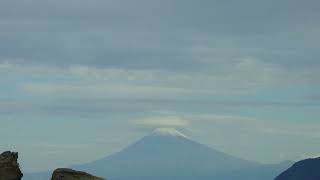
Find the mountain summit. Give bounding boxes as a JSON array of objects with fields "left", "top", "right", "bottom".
[
  {"left": 73, "top": 128, "right": 259, "bottom": 180},
  {"left": 24, "top": 129, "right": 293, "bottom": 180},
  {"left": 151, "top": 128, "right": 189, "bottom": 138}
]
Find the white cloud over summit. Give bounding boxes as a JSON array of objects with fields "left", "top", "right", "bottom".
[{"left": 134, "top": 116, "right": 189, "bottom": 127}]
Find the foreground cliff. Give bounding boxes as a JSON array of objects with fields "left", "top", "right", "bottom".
[
  {"left": 275, "top": 157, "right": 320, "bottom": 180},
  {"left": 0, "top": 151, "right": 23, "bottom": 180},
  {"left": 51, "top": 168, "right": 105, "bottom": 180}
]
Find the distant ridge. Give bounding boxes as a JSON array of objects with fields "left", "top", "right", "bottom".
[{"left": 275, "top": 157, "right": 320, "bottom": 180}]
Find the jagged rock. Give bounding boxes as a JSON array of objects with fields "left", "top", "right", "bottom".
[
  {"left": 51, "top": 168, "right": 105, "bottom": 180},
  {"left": 0, "top": 151, "right": 23, "bottom": 180}
]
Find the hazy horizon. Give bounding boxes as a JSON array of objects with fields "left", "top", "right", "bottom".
[{"left": 1, "top": 0, "right": 320, "bottom": 173}]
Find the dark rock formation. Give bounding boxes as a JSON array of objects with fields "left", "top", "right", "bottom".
[
  {"left": 0, "top": 151, "right": 23, "bottom": 180},
  {"left": 275, "top": 157, "right": 320, "bottom": 180},
  {"left": 51, "top": 168, "right": 105, "bottom": 180}
]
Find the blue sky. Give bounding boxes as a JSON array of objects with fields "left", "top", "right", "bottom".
[{"left": 1, "top": 0, "right": 320, "bottom": 172}]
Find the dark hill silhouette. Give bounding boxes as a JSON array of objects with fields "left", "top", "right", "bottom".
[{"left": 275, "top": 157, "right": 320, "bottom": 180}]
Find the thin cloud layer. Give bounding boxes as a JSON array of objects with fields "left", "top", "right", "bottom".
[
  {"left": 134, "top": 116, "right": 189, "bottom": 127},
  {"left": 0, "top": 0, "right": 320, "bottom": 71}
]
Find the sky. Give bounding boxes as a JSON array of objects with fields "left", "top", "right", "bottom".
[{"left": 1, "top": 0, "right": 320, "bottom": 173}]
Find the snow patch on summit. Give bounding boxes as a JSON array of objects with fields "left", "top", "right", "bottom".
[{"left": 152, "top": 128, "right": 189, "bottom": 138}]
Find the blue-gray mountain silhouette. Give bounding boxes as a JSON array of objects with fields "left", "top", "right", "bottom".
[
  {"left": 23, "top": 128, "right": 293, "bottom": 180},
  {"left": 72, "top": 128, "right": 287, "bottom": 180},
  {"left": 275, "top": 157, "right": 320, "bottom": 180}
]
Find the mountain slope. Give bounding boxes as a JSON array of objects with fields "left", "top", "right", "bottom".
[
  {"left": 24, "top": 128, "right": 293, "bottom": 180},
  {"left": 275, "top": 157, "right": 320, "bottom": 180},
  {"left": 74, "top": 128, "right": 259, "bottom": 180}
]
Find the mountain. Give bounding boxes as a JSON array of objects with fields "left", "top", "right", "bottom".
[
  {"left": 73, "top": 128, "right": 259, "bottom": 180},
  {"left": 275, "top": 157, "right": 320, "bottom": 180},
  {"left": 24, "top": 128, "right": 293, "bottom": 180}
]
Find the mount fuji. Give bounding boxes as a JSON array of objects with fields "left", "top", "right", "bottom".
[
  {"left": 73, "top": 128, "right": 259, "bottom": 180},
  {"left": 24, "top": 128, "right": 293, "bottom": 180}
]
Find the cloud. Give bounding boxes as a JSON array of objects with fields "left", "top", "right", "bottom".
[
  {"left": 0, "top": 61, "right": 318, "bottom": 122},
  {"left": 263, "top": 126, "right": 320, "bottom": 139},
  {"left": 186, "top": 114, "right": 257, "bottom": 124},
  {"left": 21, "top": 82, "right": 207, "bottom": 98},
  {"left": 134, "top": 116, "right": 189, "bottom": 127},
  {"left": 135, "top": 113, "right": 320, "bottom": 140},
  {"left": 1, "top": 0, "right": 320, "bottom": 74},
  {"left": 33, "top": 143, "right": 83, "bottom": 151},
  {"left": 132, "top": 113, "right": 263, "bottom": 136},
  {"left": 0, "top": 57, "right": 313, "bottom": 100},
  {"left": 301, "top": 153, "right": 320, "bottom": 159},
  {"left": 184, "top": 113, "right": 320, "bottom": 139},
  {"left": 306, "top": 95, "right": 320, "bottom": 101},
  {"left": 183, "top": 113, "right": 263, "bottom": 134}
]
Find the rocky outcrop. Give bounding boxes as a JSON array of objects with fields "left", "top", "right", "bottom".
[
  {"left": 51, "top": 168, "right": 105, "bottom": 180},
  {"left": 275, "top": 157, "right": 320, "bottom": 180},
  {"left": 0, "top": 151, "right": 23, "bottom": 180}
]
